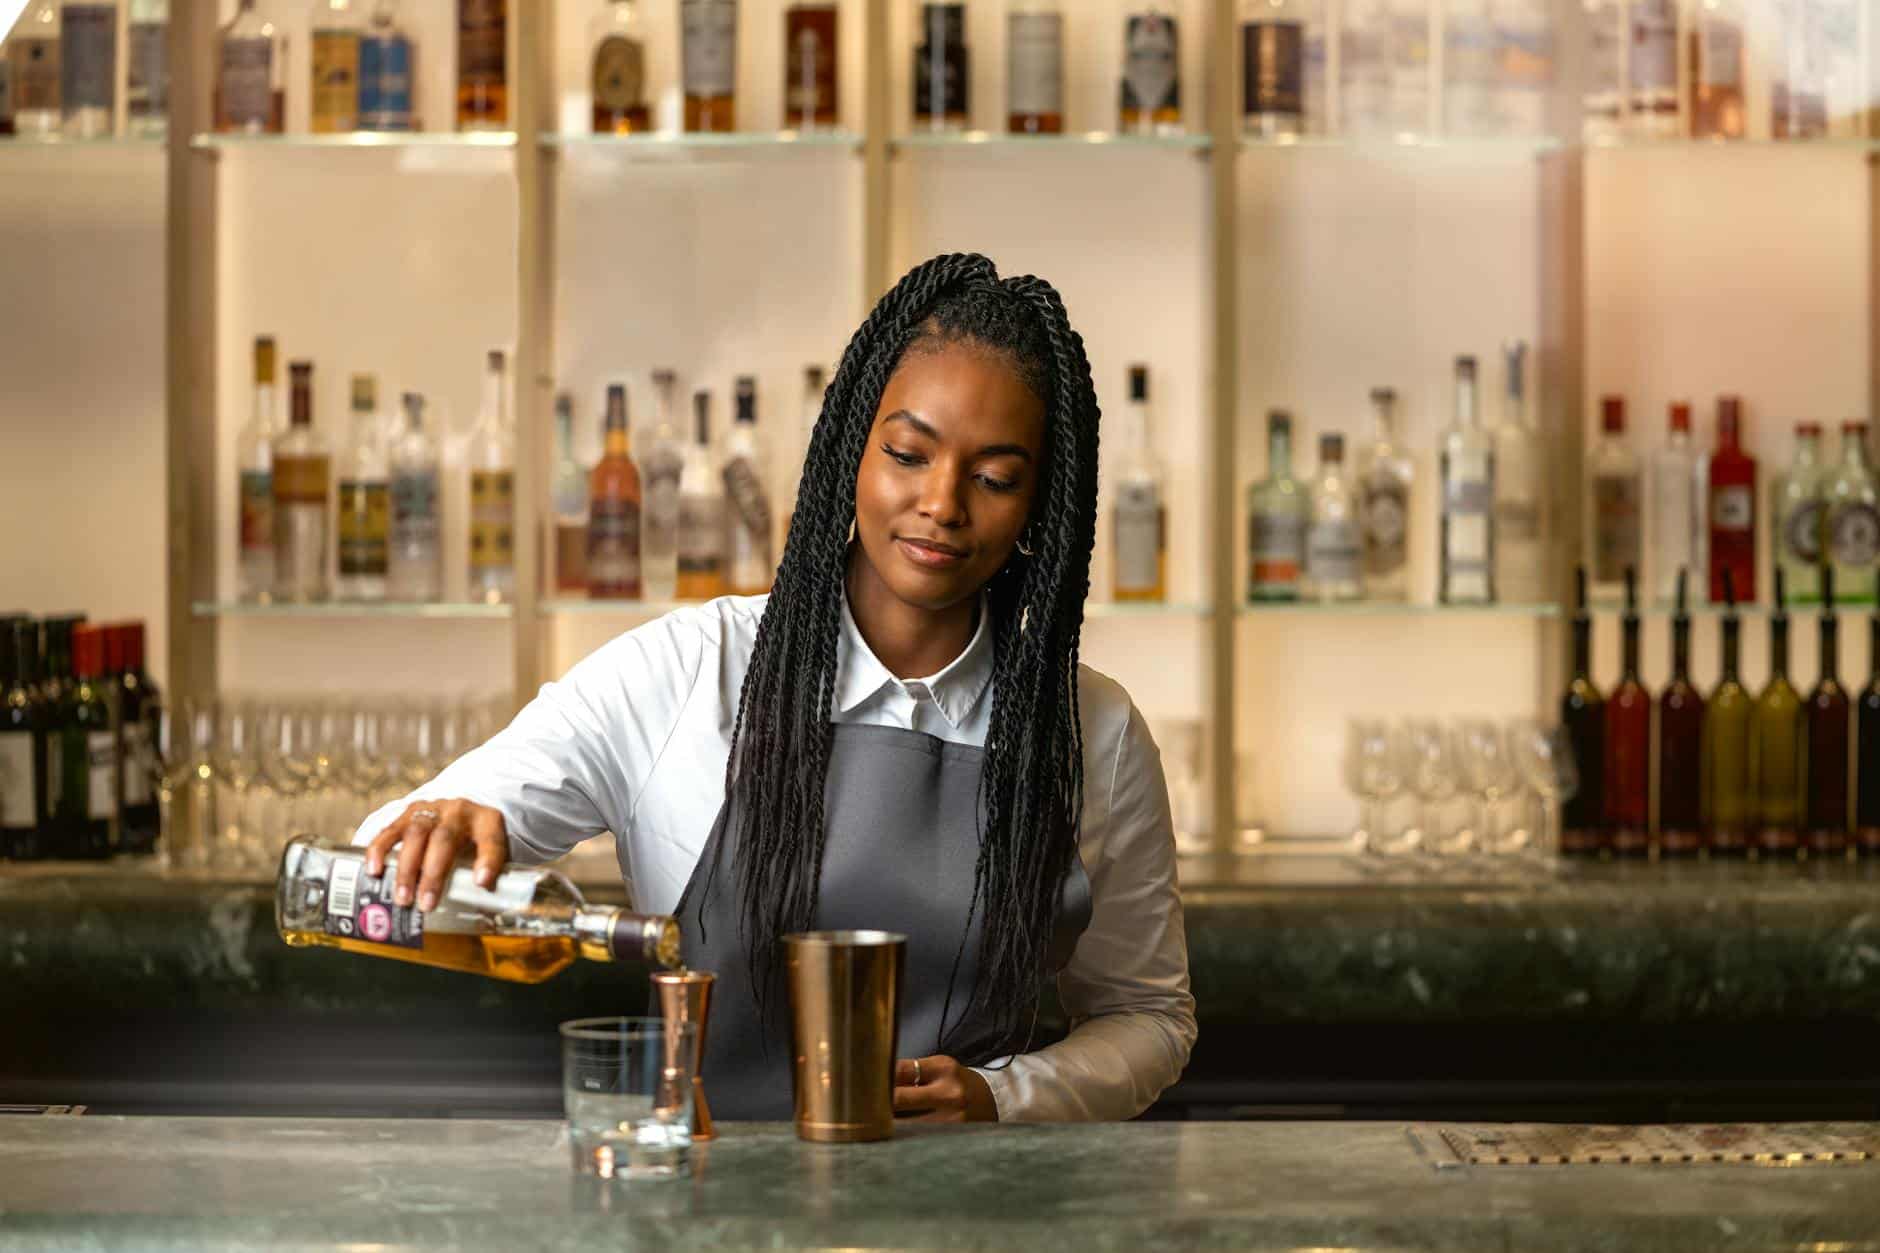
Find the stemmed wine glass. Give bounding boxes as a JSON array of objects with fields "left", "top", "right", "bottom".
[
  {"left": 1403, "top": 720, "right": 1465, "bottom": 860},
  {"left": 1458, "top": 720, "right": 1521, "bottom": 858},
  {"left": 1509, "top": 719, "right": 1579, "bottom": 864},
  {"left": 215, "top": 701, "right": 264, "bottom": 866},
  {"left": 1344, "top": 719, "right": 1407, "bottom": 857}
]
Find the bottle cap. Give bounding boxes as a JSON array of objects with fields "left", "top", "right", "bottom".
[
  {"left": 1268, "top": 409, "right": 1291, "bottom": 435},
  {"left": 1369, "top": 386, "right": 1396, "bottom": 405},
  {"left": 1320, "top": 432, "right": 1344, "bottom": 462},
  {"left": 605, "top": 383, "right": 628, "bottom": 429},
  {"left": 1601, "top": 396, "right": 1625, "bottom": 433},
  {"left": 554, "top": 391, "right": 573, "bottom": 421},
  {"left": 1842, "top": 420, "right": 1869, "bottom": 437},
  {"left": 1128, "top": 365, "right": 1149, "bottom": 403},
  {"left": 72, "top": 624, "right": 105, "bottom": 681},
  {"left": 124, "top": 622, "right": 146, "bottom": 672},
  {"left": 1668, "top": 402, "right": 1691, "bottom": 433},
  {"left": 486, "top": 348, "right": 506, "bottom": 373},
  {"left": 402, "top": 392, "right": 426, "bottom": 425},
  {"left": 254, "top": 335, "right": 277, "bottom": 385},
  {"left": 653, "top": 368, "right": 677, "bottom": 390},
  {"left": 289, "top": 362, "right": 313, "bottom": 426},
  {"left": 1797, "top": 420, "right": 1823, "bottom": 436},
  {"left": 736, "top": 377, "right": 757, "bottom": 424},
  {"left": 1455, "top": 355, "right": 1477, "bottom": 380},
  {"left": 804, "top": 365, "right": 825, "bottom": 390}
]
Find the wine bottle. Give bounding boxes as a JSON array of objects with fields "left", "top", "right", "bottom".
[
  {"left": 277, "top": 837, "right": 681, "bottom": 982},
  {"left": 1752, "top": 567, "right": 1804, "bottom": 858},
  {"left": 1657, "top": 569, "right": 1704, "bottom": 858},
  {"left": 0, "top": 619, "right": 50, "bottom": 861},
  {"left": 1560, "top": 566, "right": 1605, "bottom": 857},
  {"left": 1804, "top": 567, "right": 1850, "bottom": 859},
  {"left": 1703, "top": 568, "right": 1753, "bottom": 857},
  {"left": 53, "top": 625, "right": 116, "bottom": 860},
  {"left": 1604, "top": 566, "right": 1650, "bottom": 857},
  {"left": 1857, "top": 613, "right": 1880, "bottom": 857}
]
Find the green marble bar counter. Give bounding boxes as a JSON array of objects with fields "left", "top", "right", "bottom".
[
  {"left": 6, "top": 855, "right": 1880, "bottom": 1120},
  {"left": 4, "top": 1115, "right": 1878, "bottom": 1252}
]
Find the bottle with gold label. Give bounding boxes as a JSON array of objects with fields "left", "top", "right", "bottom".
[
  {"left": 277, "top": 836, "right": 682, "bottom": 982},
  {"left": 310, "top": 0, "right": 362, "bottom": 133},
  {"left": 590, "top": 0, "right": 650, "bottom": 134},
  {"left": 456, "top": 0, "right": 506, "bottom": 131},
  {"left": 468, "top": 349, "right": 516, "bottom": 605},
  {"left": 271, "top": 362, "right": 332, "bottom": 604},
  {"left": 337, "top": 374, "right": 389, "bottom": 602}
]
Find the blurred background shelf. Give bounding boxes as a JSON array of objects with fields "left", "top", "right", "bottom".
[
  {"left": 191, "top": 601, "right": 514, "bottom": 621},
  {"left": 190, "top": 132, "right": 518, "bottom": 150},
  {"left": 1240, "top": 602, "right": 1563, "bottom": 618},
  {"left": 894, "top": 131, "right": 1211, "bottom": 152}
]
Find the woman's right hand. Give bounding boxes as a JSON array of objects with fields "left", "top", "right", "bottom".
[{"left": 362, "top": 799, "right": 512, "bottom": 913}]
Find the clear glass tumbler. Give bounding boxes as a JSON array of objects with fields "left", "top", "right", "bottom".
[{"left": 560, "top": 1016, "right": 696, "bottom": 1180}]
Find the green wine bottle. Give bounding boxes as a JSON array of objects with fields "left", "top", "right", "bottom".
[
  {"left": 1703, "top": 568, "right": 1754, "bottom": 857},
  {"left": 1752, "top": 568, "right": 1805, "bottom": 858}
]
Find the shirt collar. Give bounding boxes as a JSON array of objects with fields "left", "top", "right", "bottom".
[{"left": 835, "top": 590, "right": 995, "bottom": 731}]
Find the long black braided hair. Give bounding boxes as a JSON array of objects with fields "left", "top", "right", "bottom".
[{"left": 718, "top": 252, "right": 1101, "bottom": 1057}]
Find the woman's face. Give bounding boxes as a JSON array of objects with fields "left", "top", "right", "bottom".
[{"left": 852, "top": 341, "right": 1045, "bottom": 612}]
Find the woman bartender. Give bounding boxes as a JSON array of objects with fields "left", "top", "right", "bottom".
[{"left": 355, "top": 253, "right": 1196, "bottom": 1124}]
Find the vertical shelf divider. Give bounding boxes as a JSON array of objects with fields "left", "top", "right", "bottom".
[
  {"left": 1208, "top": 0, "right": 1241, "bottom": 849},
  {"left": 863, "top": 0, "right": 892, "bottom": 303}
]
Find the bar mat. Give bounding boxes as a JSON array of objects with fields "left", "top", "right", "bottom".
[
  {"left": 1407, "top": 1122, "right": 1880, "bottom": 1170},
  {"left": 0, "top": 1105, "right": 87, "bottom": 1116}
]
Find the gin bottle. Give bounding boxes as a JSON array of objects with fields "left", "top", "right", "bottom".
[
  {"left": 387, "top": 392, "right": 443, "bottom": 603},
  {"left": 467, "top": 349, "right": 517, "bottom": 605},
  {"left": 1306, "top": 433, "right": 1361, "bottom": 602},
  {"left": 641, "top": 369, "right": 684, "bottom": 602},
  {"left": 1439, "top": 356, "right": 1495, "bottom": 605},
  {"left": 271, "top": 362, "right": 331, "bottom": 604},
  {"left": 1248, "top": 410, "right": 1307, "bottom": 602},
  {"left": 723, "top": 377, "right": 774, "bottom": 596},
  {"left": 1825, "top": 421, "right": 1878, "bottom": 606},
  {"left": 1112, "top": 365, "right": 1168, "bottom": 603},
  {"left": 278, "top": 836, "right": 682, "bottom": 982},
  {"left": 336, "top": 374, "right": 389, "bottom": 602},
  {"left": 677, "top": 390, "right": 729, "bottom": 601},
  {"left": 1357, "top": 386, "right": 1411, "bottom": 602},
  {"left": 1648, "top": 402, "right": 1697, "bottom": 606},
  {"left": 1586, "top": 395, "right": 1640, "bottom": 604},
  {"left": 1492, "top": 341, "right": 1547, "bottom": 604},
  {"left": 1773, "top": 421, "right": 1826, "bottom": 606}
]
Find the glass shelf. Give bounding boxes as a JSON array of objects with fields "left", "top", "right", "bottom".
[
  {"left": 1240, "top": 601, "right": 1562, "bottom": 618},
  {"left": 192, "top": 601, "right": 514, "bottom": 620},
  {"left": 189, "top": 131, "right": 518, "bottom": 150},
  {"left": 1584, "top": 135, "right": 1880, "bottom": 152},
  {"left": 545, "top": 599, "right": 1214, "bottom": 618},
  {"left": 1239, "top": 133, "right": 1563, "bottom": 155},
  {"left": 545, "top": 130, "right": 860, "bottom": 155},
  {"left": 894, "top": 130, "right": 1211, "bottom": 152},
  {"left": 0, "top": 135, "right": 164, "bottom": 151},
  {"left": 1588, "top": 599, "right": 1878, "bottom": 617},
  {"left": 1085, "top": 601, "right": 1214, "bottom": 619}
]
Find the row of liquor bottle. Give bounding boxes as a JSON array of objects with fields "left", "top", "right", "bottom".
[
  {"left": 1246, "top": 347, "right": 1550, "bottom": 604},
  {"left": 0, "top": 615, "right": 163, "bottom": 861},
  {"left": 1560, "top": 563, "right": 1880, "bottom": 861},
  {"left": 0, "top": 0, "right": 168, "bottom": 139},
  {"left": 1588, "top": 398, "right": 1880, "bottom": 607}
]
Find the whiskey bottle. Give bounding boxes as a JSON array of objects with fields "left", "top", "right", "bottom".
[
  {"left": 681, "top": 0, "right": 737, "bottom": 133},
  {"left": 1112, "top": 365, "right": 1167, "bottom": 603},
  {"left": 126, "top": 0, "right": 168, "bottom": 139},
  {"left": 277, "top": 837, "right": 682, "bottom": 982},
  {"left": 337, "top": 374, "right": 390, "bottom": 602},
  {"left": 468, "top": 349, "right": 517, "bottom": 606},
  {"left": 237, "top": 335, "right": 278, "bottom": 604},
  {"left": 387, "top": 392, "right": 443, "bottom": 603},
  {"left": 216, "top": 0, "right": 285, "bottom": 134},
  {"left": 1120, "top": 8, "right": 1180, "bottom": 135},
  {"left": 1240, "top": 0, "right": 1307, "bottom": 138},
  {"left": 1007, "top": 0, "right": 1064, "bottom": 134},
  {"left": 1356, "top": 386, "right": 1410, "bottom": 603},
  {"left": 723, "top": 377, "right": 774, "bottom": 597},
  {"left": 358, "top": 0, "right": 415, "bottom": 131},
  {"left": 1689, "top": 0, "right": 1746, "bottom": 140},
  {"left": 1439, "top": 356, "right": 1495, "bottom": 605},
  {"left": 913, "top": 3, "right": 968, "bottom": 132},
  {"left": 311, "top": 0, "right": 363, "bottom": 133},
  {"left": 642, "top": 369, "right": 684, "bottom": 602},
  {"left": 8, "top": 3, "right": 61, "bottom": 138},
  {"left": 59, "top": 0, "right": 115, "bottom": 140},
  {"left": 588, "top": 383, "right": 644, "bottom": 600},
  {"left": 591, "top": 0, "right": 650, "bottom": 134},
  {"left": 456, "top": 0, "right": 506, "bottom": 131},
  {"left": 678, "top": 390, "right": 729, "bottom": 601},
  {"left": 272, "top": 362, "right": 332, "bottom": 604},
  {"left": 551, "top": 393, "right": 589, "bottom": 596},
  {"left": 1491, "top": 342, "right": 1547, "bottom": 605},
  {"left": 0, "top": 619, "right": 49, "bottom": 861},
  {"left": 1247, "top": 410, "right": 1306, "bottom": 602},
  {"left": 784, "top": 3, "right": 837, "bottom": 131}
]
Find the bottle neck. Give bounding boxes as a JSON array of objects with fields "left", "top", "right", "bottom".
[
  {"left": 604, "top": 422, "right": 631, "bottom": 459},
  {"left": 1572, "top": 618, "right": 1593, "bottom": 679},
  {"left": 555, "top": 410, "right": 575, "bottom": 459},
  {"left": 482, "top": 367, "right": 506, "bottom": 431},
  {"left": 255, "top": 381, "right": 276, "bottom": 430},
  {"left": 1844, "top": 437, "right": 1869, "bottom": 471},
  {"left": 1269, "top": 429, "right": 1292, "bottom": 478},
  {"left": 1371, "top": 400, "right": 1395, "bottom": 445},
  {"left": 1771, "top": 617, "right": 1790, "bottom": 678},
  {"left": 1454, "top": 375, "right": 1477, "bottom": 430},
  {"left": 1821, "top": 614, "right": 1839, "bottom": 683},
  {"left": 1621, "top": 615, "right": 1641, "bottom": 680},
  {"left": 1721, "top": 617, "right": 1741, "bottom": 682},
  {"left": 1671, "top": 617, "right": 1691, "bottom": 680},
  {"left": 1127, "top": 398, "right": 1153, "bottom": 457}
]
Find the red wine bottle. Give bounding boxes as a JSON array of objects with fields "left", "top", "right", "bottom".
[
  {"left": 1605, "top": 566, "right": 1651, "bottom": 857},
  {"left": 1560, "top": 566, "right": 1605, "bottom": 857},
  {"left": 1657, "top": 569, "right": 1704, "bottom": 858},
  {"left": 1857, "top": 612, "right": 1880, "bottom": 857},
  {"left": 1805, "top": 567, "right": 1850, "bottom": 858}
]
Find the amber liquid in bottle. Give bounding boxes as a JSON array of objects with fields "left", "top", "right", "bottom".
[
  {"left": 1753, "top": 571, "right": 1805, "bottom": 858},
  {"left": 1604, "top": 569, "right": 1650, "bottom": 858},
  {"left": 1657, "top": 573, "right": 1705, "bottom": 858},
  {"left": 1804, "top": 571, "right": 1850, "bottom": 858},
  {"left": 588, "top": 384, "right": 644, "bottom": 600},
  {"left": 1560, "top": 567, "right": 1605, "bottom": 857},
  {"left": 784, "top": 4, "right": 838, "bottom": 130},
  {"left": 456, "top": 0, "right": 508, "bottom": 131},
  {"left": 1856, "top": 615, "right": 1880, "bottom": 856},
  {"left": 1703, "top": 570, "right": 1753, "bottom": 856},
  {"left": 1687, "top": 16, "right": 1746, "bottom": 140},
  {"left": 682, "top": 0, "right": 737, "bottom": 133},
  {"left": 283, "top": 928, "right": 590, "bottom": 983}
]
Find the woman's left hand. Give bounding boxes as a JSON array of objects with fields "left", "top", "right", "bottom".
[{"left": 894, "top": 1055, "right": 998, "bottom": 1122}]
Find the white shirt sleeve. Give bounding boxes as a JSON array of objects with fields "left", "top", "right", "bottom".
[
  {"left": 971, "top": 704, "right": 1198, "bottom": 1121},
  {"left": 350, "top": 610, "right": 708, "bottom": 870}
]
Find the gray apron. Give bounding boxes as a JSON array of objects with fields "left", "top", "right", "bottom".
[{"left": 669, "top": 721, "right": 1093, "bottom": 1122}]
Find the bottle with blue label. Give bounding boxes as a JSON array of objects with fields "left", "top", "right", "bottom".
[{"left": 359, "top": 0, "right": 416, "bottom": 131}]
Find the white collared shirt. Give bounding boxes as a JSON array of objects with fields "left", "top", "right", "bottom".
[{"left": 354, "top": 594, "right": 1196, "bottom": 1122}]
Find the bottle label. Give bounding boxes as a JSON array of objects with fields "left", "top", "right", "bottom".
[
  {"left": 785, "top": 12, "right": 837, "bottom": 117},
  {"left": 914, "top": 7, "right": 968, "bottom": 118},
  {"left": 239, "top": 469, "right": 273, "bottom": 553},
  {"left": 645, "top": 450, "right": 683, "bottom": 536},
  {"left": 1307, "top": 519, "right": 1362, "bottom": 584},
  {"left": 594, "top": 35, "right": 647, "bottom": 112},
  {"left": 682, "top": 0, "right": 738, "bottom": 98},
  {"left": 1710, "top": 483, "right": 1753, "bottom": 532},
  {"left": 1122, "top": 15, "right": 1180, "bottom": 115},
  {"left": 129, "top": 20, "right": 168, "bottom": 118},
  {"left": 1590, "top": 472, "right": 1641, "bottom": 583},
  {"left": 1628, "top": 0, "right": 1677, "bottom": 95},
  {"left": 1783, "top": 498, "right": 1824, "bottom": 562},
  {"left": 1831, "top": 501, "right": 1880, "bottom": 566},
  {"left": 458, "top": 0, "right": 506, "bottom": 89},
  {"left": 1361, "top": 473, "right": 1408, "bottom": 575},
  {"left": 323, "top": 858, "right": 425, "bottom": 950},
  {"left": 1007, "top": 13, "right": 1064, "bottom": 118},
  {"left": 678, "top": 493, "right": 727, "bottom": 575},
  {"left": 556, "top": 521, "right": 590, "bottom": 591},
  {"left": 588, "top": 497, "right": 643, "bottom": 595},
  {"left": 219, "top": 37, "right": 274, "bottom": 128},
  {"left": 338, "top": 479, "right": 391, "bottom": 577},
  {"left": 1495, "top": 499, "right": 1541, "bottom": 543},
  {"left": 61, "top": 4, "right": 115, "bottom": 113},
  {"left": 0, "top": 732, "right": 36, "bottom": 829},
  {"left": 273, "top": 454, "right": 331, "bottom": 506},
  {"left": 1114, "top": 484, "right": 1165, "bottom": 594},
  {"left": 1250, "top": 511, "right": 1305, "bottom": 587},
  {"left": 1243, "top": 21, "right": 1304, "bottom": 118},
  {"left": 11, "top": 37, "right": 58, "bottom": 113},
  {"left": 359, "top": 32, "right": 415, "bottom": 129},
  {"left": 85, "top": 729, "right": 115, "bottom": 823},
  {"left": 391, "top": 470, "right": 440, "bottom": 536},
  {"left": 311, "top": 30, "right": 361, "bottom": 131},
  {"left": 1698, "top": 18, "right": 1744, "bottom": 89},
  {"left": 470, "top": 469, "right": 516, "bottom": 574},
  {"left": 122, "top": 721, "right": 152, "bottom": 807}
]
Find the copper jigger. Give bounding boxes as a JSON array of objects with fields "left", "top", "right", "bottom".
[
  {"left": 784, "top": 930, "right": 906, "bottom": 1144},
  {"left": 651, "top": 970, "right": 716, "bottom": 1141}
]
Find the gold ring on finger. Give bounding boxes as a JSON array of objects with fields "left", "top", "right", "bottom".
[{"left": 411, "top": 808, "right": 441, "bottom": 824}]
